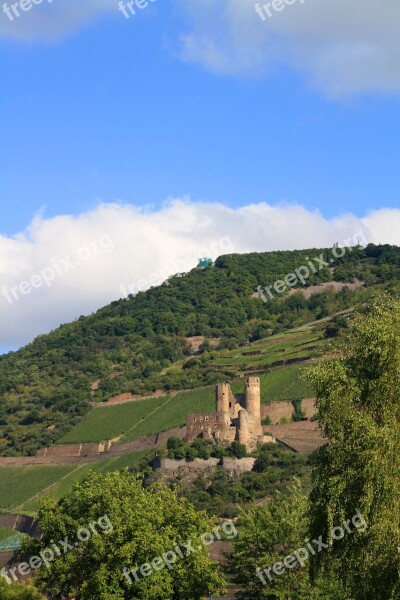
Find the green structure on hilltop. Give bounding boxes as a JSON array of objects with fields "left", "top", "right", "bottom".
[{"left": 197, "top": 257, "right": 213, "bottom": 268}]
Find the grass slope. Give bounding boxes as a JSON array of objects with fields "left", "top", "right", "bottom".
[
  {"left": 0, "top": 466, "right": 74, "bottom": 511},
  {"left": 59, "top": 388, "right": 216, "bottom": 444},
  {"left": 0, "top": 451, "right": 153, "bottom": 514},
  {"left": 59, "top": 363, "right": 313, "bottom": 445}
]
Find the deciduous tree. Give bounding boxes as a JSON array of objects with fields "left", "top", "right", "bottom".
[
  {"left": 22, "top": 470, "right": 226, "bottom": 600},
  {"left": 307, "top": 297, "right": 400, "bottom": 600}
]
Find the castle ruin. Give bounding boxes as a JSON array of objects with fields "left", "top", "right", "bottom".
[{"left": 186, "top": 376, "right": 272, "bottom": 451}]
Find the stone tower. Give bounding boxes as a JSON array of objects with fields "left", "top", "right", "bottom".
[
  {"left": 238, "top": 409, "right": 249, "bottom": 446},
  {"left": 244, "top": 376, "right": 261, "bottom": 419},
  {"left": 216, "top": 382, "right": 235, "bottom": 415},
  {"left": 186, "top": 376, "right": 270, "bottom": 451}
]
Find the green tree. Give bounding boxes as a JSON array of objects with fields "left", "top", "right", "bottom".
[
  {"left": 0, "top": 579, "right": 44, "bottom": 599},
  {"left": 323, "top": 323, "right": 340, "bottom": 338},
  {"left": 191, "top": 438, "right": 211, "bottom": 460},
  {"left": 229, "top": 480, "right": 345, "bottom": 599},
  {"left": 167, "top": 436, "right": 186, "bottom": 459},
  {"left": 211, "top": 444, "right": 226, "bottom": 459},
  {"left": 228, "top": 440, "right": 247, "bottom": 458},
  {"left": 22, "top": 470, "right": 225, "bottom": 600},
  {"left": 185, "top": 446, "right": 198, "bottom": 461},
  {"left": 253, "top": 445, "right": 271, "bottom": 473},
  {"left": 307, "top": 297, "right": 400, "bottom": 600}
]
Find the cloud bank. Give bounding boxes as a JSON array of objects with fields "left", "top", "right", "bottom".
[
  {"left": 177, "top": 0, "right": 400, "bottom": 97},
  {"left": 1, "top": 0, "right": 399, "bottom": 96},
  {"left": 1, "top": 199, "right": 399, "bottom": 351}
]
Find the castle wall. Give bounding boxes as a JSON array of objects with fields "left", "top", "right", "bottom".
[
  {"left": 153, "top": 456, "right": 256, "bottom": 473},
  {"left": 214, "top": 427, "right": 237, "bottom": 443},
  {"left": 261, "top": 402, "right": 293, "bottom": 424},
  {"left": 186, "top": 377, "right": 265, "bottom": 451},
  {"left": 153, "top": 457, "right": 220, "bottom": 472},
  {"left": 222, "top": 457, "right": 256, "bottom": 472},
  {"left": 261, "top": 399, "right": 317, "bottom": 424},
  {"left": 247, "top": 413, "right": 263, "bottom": 437},
  {"left": 301, "top": 398, "right": 317, "bottom": 419},
  {"left": 186, "top": 412, "right": 231, "bottom": 443}
]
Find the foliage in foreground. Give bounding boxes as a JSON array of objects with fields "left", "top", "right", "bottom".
[
  {"left": 21, "top": 470, "right": 225, "bottom": 600},
  {"left": 229, "top": 480, "right": 346, "bottom": 599},
  {"left": 0, "top": 579, "right": 44, "bottom": 600},
  {"left": 307, "top": 297, "right": 400, "bottom": 600}
]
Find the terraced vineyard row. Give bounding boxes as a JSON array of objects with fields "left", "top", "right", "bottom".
[
  {"left": 0, "top": 451, "right": 153, "bottom": 514},
  {"left": 59, "top": 388, "right": 216, "bottom": 444},
  {"left": 58, "top": 364, "right": 314, "bottom": 445},
  {"left": 160, "top": 328, "right": 328, "bottom": 384},
  {"left": 0, "top": 465, "right": 73, "bottom": 512}
]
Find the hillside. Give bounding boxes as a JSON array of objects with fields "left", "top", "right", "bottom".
[{"left": 0, "top": 243, "right": 399, "bottom": 456}]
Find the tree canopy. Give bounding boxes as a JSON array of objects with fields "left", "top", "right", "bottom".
[
  {"left": 229, "top": 480, "right": 345, "bottom": 599},
  {"left": 0, "top": 579, "right": 44, "bottom": 600},
  {"left": 307, "top": 297, "right": 400, "bottom": 600},
  {"left": 22, "top": 470, "right": 226, "bottom": 600}
]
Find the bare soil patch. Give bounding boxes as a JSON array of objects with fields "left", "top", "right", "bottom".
[{"left": 288, "top": 280, "right": 364, "bottom": 299}]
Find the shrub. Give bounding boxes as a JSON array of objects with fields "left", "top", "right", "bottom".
[
  {"left": 168, "top": 446, "right": 186, "bottom": 460},
  {"left": 167, "top": 436, "right": 185, "bottom": 450},
  {"left": 185, "top": 447, "right": 198, "bottom": 461},
  {"left": 253, "top": 452, "right": 269, "bottom": 473},
  {"left": 227, "top": 441, "right": 247, "bottom": 459},
  {"left": 324, "top": 323, "right": 340, "bottom": 338},
  {"left": 191, "top": 438, "right": 211, "bottom": 460},
  {"left": 211, "top": 444, "right": 226, "bottom": 459},
  {"left": 291, "top": 399, "right": 306, "bottom": 422}
]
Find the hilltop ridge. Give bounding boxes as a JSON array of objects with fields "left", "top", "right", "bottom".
[{"left": 0, "top": 243, "right": 399, "bottom": 455}]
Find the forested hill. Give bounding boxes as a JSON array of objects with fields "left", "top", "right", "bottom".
[{"left": 1, "top": 243, "right": 400, "bottom": 455}]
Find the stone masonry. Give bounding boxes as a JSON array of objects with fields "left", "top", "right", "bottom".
[{"left": 186, "top": 377, "right": 274, "bottom": 451}]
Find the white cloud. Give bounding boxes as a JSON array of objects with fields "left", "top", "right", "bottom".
[
  {"left": 176, "top": 0, "right": 400, "bottom": 96},
  {"left": 1, "top": 0, "right": 399, "bottom": 96},
  {"left": 0, "top": 199, "right": 399, "bottom": 350},
  {"left": 0, "top": 0, "right": 117, "bottom": 42}
]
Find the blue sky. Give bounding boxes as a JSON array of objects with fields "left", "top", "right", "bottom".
[
  {"left": 1, "top": 0, "right": 399, "bottom": 233},
  {"left": 0, "top": 0, "right": 399, "bottom": 352}
]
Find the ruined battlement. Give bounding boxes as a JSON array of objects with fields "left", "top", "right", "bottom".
[{"left": 186, "top": 378, "right": 271, "bottom": 451}]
